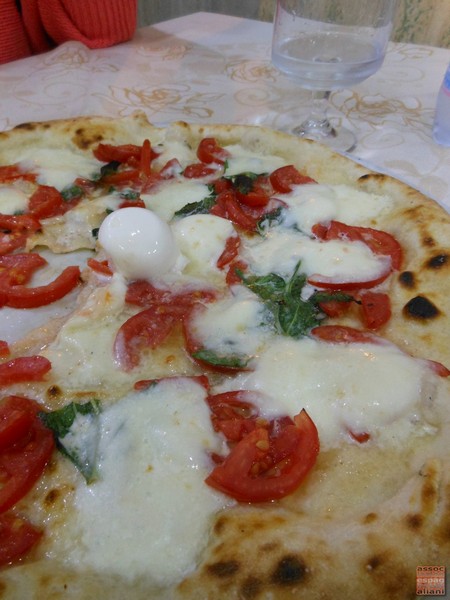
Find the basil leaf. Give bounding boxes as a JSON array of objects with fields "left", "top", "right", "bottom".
[
  {"left": 257, "top": 206, "right": 286, "bottom": 235},
  {"left": 61, "top": 184, "right": 83, "bottom": 202},
  {"left": 93, "top": 160, "right": 121, "bottom": 181},
  {"left": 120, "top": 189, "right": 140, "bottom": 200},
  {"left": 240, "top": 261, "right": 327, "bottom": 339},
  {"left": 228, "top": 172, "right": 258, "bottom": 194},
  {"left": 277, "top": 297, "right": 321, "bottom": 338},
  {"left": 309, "top": 291, "right": 355, "bottom": 305},
  {"left": 193, "top": 349, "right": 250, "bottom": 369},
  {"left": 174, "top": 194, "right": 216, "bottom": 217},
  {"left": 40, "top": 400, "right": 101, "bottom": 483},
  {"left": 238, "top": 271, "right": 286, "bottom": 303}
]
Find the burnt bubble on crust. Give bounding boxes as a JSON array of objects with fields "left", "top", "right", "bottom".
[
  {"left": 426, "top": 253, "right": 449, "bottom": 269},
  {"left": 270, "top": 554, "right": 309, "bottom": 586},
  {"left": 398, "top": 271, "right": 415, "bottom": 289},
  {"left": 206, "top": 560, "right": 240, "bottom": 578},
  {"left": 403, "top": 295, "right": 440, "bottom": 320},
  {"left": 73, "top": 127, "right": 104, "bottom": 150}
]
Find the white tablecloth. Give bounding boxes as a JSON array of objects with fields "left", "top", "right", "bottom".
[{"left": 1, "top": 11, "right": 449, "bottom": 210}]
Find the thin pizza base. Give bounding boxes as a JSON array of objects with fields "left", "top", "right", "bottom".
[{"left": 0, "top": 114, "right": 449, "bottom": 600}]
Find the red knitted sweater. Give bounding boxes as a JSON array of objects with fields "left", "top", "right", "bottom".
[{"left": 0, "top": 0, "right": 137, "bottom": 65}]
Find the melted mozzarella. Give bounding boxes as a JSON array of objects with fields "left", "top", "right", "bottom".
[
  {"left": 152, "top": 139, "right": 196, "bottom": 169},
  {"left": 19, "top": 148, "right": 101, "bottom": 190},
  {"left": 0, "top": 185, "right": 29, "bottom": 214},
  {"left": 190, "top": 286, "right": 272, "bottom": 359},
  {"left": 41, "top": 274, "right": 130, "bottom": 389},
  {"left": 98, "top": 207, "right": 179, "bottom": 280},
  {"left": 235, "top": 337, "right": 429, "bottom": 447},
  {"left": 284, "top": 184, "right": 392, "bottom": 233},
  {"left": 172, "top": 213, "right": 235, "bottom": 280},
  {"left": 224, "top": 144, "right": 286, "bottom": 175},
  {"left": 60, "top": 377, "right": 230, "bottom": 585},
  {"left": 243, "top": 228, "right": 389, "bottom": 282},
  {"left": 142, "top": 181, "right": 211, "bottom": 222}
]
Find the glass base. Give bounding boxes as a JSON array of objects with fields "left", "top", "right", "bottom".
[{"left": 291, "top": 116, "right": 356, "bottom": 153}]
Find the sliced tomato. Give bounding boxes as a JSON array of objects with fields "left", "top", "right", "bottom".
[
  {"left": 226, "top": 259, "right": 248, "bottom": 286},
  {"left": 0, "top": 356, "right": 51, "bottom": 386},
  {"left": 183, "top": 163, "right": 218, "bottom": 179},
  {"left": 87, "top": 258, "right": 113, "bottom": 276},
  {"left": 117, "top": 285, "right": 216, "bottom": 369},
  {"left": 0, "top": 407, "right": 33, "bottom": 452},
  {"left": 158, "top": 158, "right": 182, "bottom": 179},
  {"left": 308, "top": 269, "right": 391, "bottom": 291},
  {"left": 0, "top": 213, "right": 41, "bottom": 255},
  {"left": 118, "top": 198, "right": 146, "bottom": 209},
  {"left": 0, "top": 341, "right": 9, "bottom": 358},
  {"left": 0, "top": 514, "right": 42, "bottom": 566},
  {"left": 27, "top": 185, "right": 80, "bottom": 219},
  {"left": 125, "top": 280, "right": 215, "bottom": 308},
  {"left": 0, "top": 253, "right": 47, "bottom": 286},
  {"left": 312, "top": 221, "right": 403, "bottom": 271},
  {"left": 318, "top": 299, "right": 352, "bottom": 318},
  {"left": 270, "top": 165, "right": 316, "bottom": 193},
  {"left": 216, "top": 235, "right": 240, "bottom": 270},
  {"left": 217, "top": 190, "right": 259, "bottom": 232},
  {"left": 197, "top": 138, "right": 230, "bottom": 165},
  {"left": 101, "top": 168, "right": 141, "bottom": 185},
  {"left": 207, "top": 391, "right": 261, "bottom": 443},
  {"left": 3, "top": 265, "right": 80, "bottom": 309},
  {"left": 360, "top": 291, "right": 391, "bottom": 329},
  {"left": 311, "top": 325, "right": 382, "bottom": 345},
  {"left": 0, "top": 165, "right": 36, "bottom": 184},
  {"left": 114, "top": 301, "right": 194, "bottom": 371},
  {"left": 93, "top": 143, "right": 142, "bottom": 164},
  {"left": 140, "top": 139, "right": 152, "bottom": 176},
  {"left": 0, "top": 396, "right": 54, "bottom": 514},
  {"left": 206, "top": 409, "right": 319, "bottom": 503}
]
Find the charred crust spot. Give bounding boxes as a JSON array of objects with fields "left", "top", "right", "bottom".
[
  {"left": 271, "top": 554, "right": 308, "bottom": 586},
  {"left": 46, "top": 385, "right": 62, "bottom": 400},
  {"left": 421, "top": 478, "right": 438, "bottom": 507},
  {"left": 260, "top": 541, "right": 281, "bottom": 553},
  {"left": 206, "top": 560, "right": 240, "bottom": 578},
  {"left": 213, "top": 515, "right": 228, "bottom": 536},
  {"left": 366, "top": 554, "right": 384, "bottom": 571},
  {"left": 73, "top": 127, "right": 104, "bottom": 150},
  {"left": 403, "top": 295, "right": 439, "bottom": 320},
  {"left": 240, "top": 576, "right": 263, "bottom": 599},
  {"left": 44, "top": 488, "right": 60, "bottom": 507},
  {"left": 363, "top": 512, "right": 378, "bottom": 524},
  {"left": 405, "top": 513, "right": 423, "bottom": 530},
  {"left": 426, "top": 253, "right": 448, "bottom": 269},
  {"left": 398, "top": 271, "right": 415, "bottom": 288}
]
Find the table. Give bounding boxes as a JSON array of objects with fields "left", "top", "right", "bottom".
[{"left": 1, "top": 11, "right": 449, "bottom": 211}]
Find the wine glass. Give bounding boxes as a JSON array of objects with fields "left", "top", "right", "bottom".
[{"left": 271, "top": 0, "right": 397, "bottom": 152}]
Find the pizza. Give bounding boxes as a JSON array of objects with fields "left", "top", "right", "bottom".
[{"left": 0, "top": 112, "right": 448, "bottom": 600}]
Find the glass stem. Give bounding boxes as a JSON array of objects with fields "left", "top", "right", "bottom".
[{"left": 299, "top": 90, "right": 336, "bottom": 138}]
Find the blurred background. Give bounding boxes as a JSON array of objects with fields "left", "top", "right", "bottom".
[{"left": 137, "top": 0, "right": 450, "bottom": 48}]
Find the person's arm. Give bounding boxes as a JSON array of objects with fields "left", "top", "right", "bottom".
[
  {"left": 0, "top": 0, "right": 33, "bottom": 64},
  {"left": 38, "top": 0, "right": 137, "bottom": 49}
]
